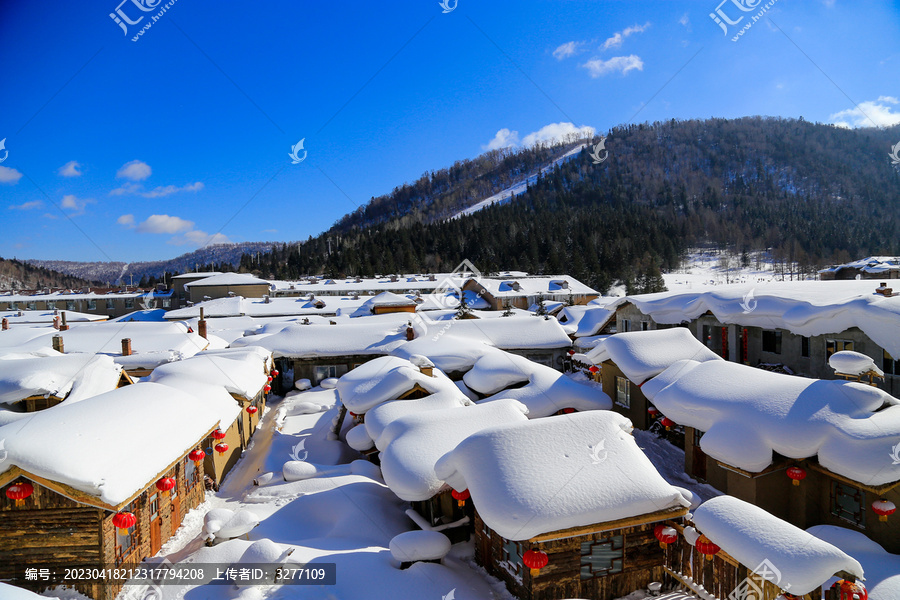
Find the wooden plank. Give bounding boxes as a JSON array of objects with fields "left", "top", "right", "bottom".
[{"left": 528, "top": 506, "right": 688, "bottom": 543}]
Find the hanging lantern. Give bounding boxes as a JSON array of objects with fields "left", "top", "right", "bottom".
[
  {"left": 215, "top": 443, "right": 228, "bottom": 456},
  {"left": 561, "top": 407, "right": 576, "bottom": 414},
  {"left": 246, "top": 405, "right": 258, "bottom": 415},
  {"left": 189, "top": 449, "right": 206, "bottom": 464},
  {"left": 271, "top": 370, "right": 279, "bottom": 378},
  {"left": 156, "top": 477, "right": 176, "bottom": 495},
  {"left": 660, "top": 417, "right": 675, "bottom": 430},
  {"left": 567, "top": 349, "right": 575, "bottom": 356},
  {"left": 654, "top": 524, "right": 678, "bottom": 549},
  {"left": 264, "top": 385, "right": 271, "bottom": 393},
  {"left": 267, "top": 375, "right": 273, "bottom": 383},
  {"left": 112, "top": 511, "right": 136, "bottom": 535},
  {"left": 522, "top": 549, "right": 548, "bottom": 577},
  {"left": 212, "top": 429, "right": 226, "bottom": 441},
  {"left": 830, "top": 580, "right": 867, "bottom": 600},
  {"left": 872, "top": 499, "right": 896, "bottom": 522},
  {"left": 647, "top": 406, "right": 659, "bottom": 417},
  {"left": 6, "top": 481, "right": 34, "bottom": 507},
  {"left": 786, "top": 466, "right": 806, "bottom": 486},
  {"left": 451, "top": 488, "right": 470, "bottom": 508},
  {"left": 695, "top": 535, "right": 720, "bottom": 559},
  {"left": 780, "top": 593, "right": 803, "bottom": 600},
  {"left": 349, "top": 411, "right": 358, "bottom": 418},
  {"left": 588, "top": 365, "right": 599, "bottom": 374}
]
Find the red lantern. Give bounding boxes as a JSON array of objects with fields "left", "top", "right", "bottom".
[
  {"left": 561, "top": 407, "right": 576, "bottom": 414},
  {"left": 872, "top": 500, "right": 896, "bottom": 522},
  {"left": 522, "top": 549, "right": 548, "bottom": 577},
  {"left": 647, "top": 406, "right": 659, "bottom": 417},
  {"left": 695, "top": 535, "right": 720, "bottom": 559},
  {"left": 212, "top": 429, "right": 226, "bottom": 441},
  {"left": 830, "top": 580, "right": 867, "bottom": 600},
  {"left": 654, "top": 524, "right": 678, "bottom": 549},
  {"left": 271, "top": 370, "right": 279, "bottom": 378},
  {"left": 567, "top": 349, "right": 575, "bottom": 356},
  {"left": 112, "top": 511, "right": 136, "bottom": 535},
  {"left": 156, "top": 477, "right": 176, "bottom": 495},
  {"left": 246, "top": 405, "right": 258, "bottom": 415},
  {"left": 786, "top": 466, "right": 806, "bottom": 486},
  {"left": 267, "top": 375, "right": 273, "bottom": 383},
  {"left": 588, "top": 365, "right": 599, "bottom": 374},
  {"left": 215, "top": 443, "right": 228, "bottom": 456},
  {"left": 6, "top": 481, "right": 34, "bottom": 507},
  {"left": 189, "top": 449, "right": 205, "bottom": 464},
  {"left": 451, "top": 488, "right": 470, "bottom": 508},
  {"left": 660, "top": 417, "right": 675, "bottom": 430},
  {"left": 349, "top": 411, "right": 358, "bottom": 418},
  {"left": 264, "top": 385, "right": 271, "bottom": 393}
]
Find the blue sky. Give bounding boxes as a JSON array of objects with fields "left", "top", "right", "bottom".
[{"left": 1, "top": 0, "right": 898, "bottom": 263}]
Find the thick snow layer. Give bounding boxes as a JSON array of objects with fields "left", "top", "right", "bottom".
[
  {"left": 692, "top": 496, "right": 863, "bottom": 595},
  {"left": 808, "top": 525, "right": 900, "bottom": 600},
  {"left": 435, "top": 411, "right": 690, "bottom": 540},
  {"left": 587, "top": 328, "right": 722, "bottom": 384},
  {"left": 346, "top": 423, "right": 375, "bottom": 451},
  {"left": 0, "top": 382, "right": 232, "bottom": 506},
  {"left": 391, "top": 335, "right": 496, "bottom": 373},
  {"left": 389, "top": 530, "right": 451, "bottom": 562},
  {"left": 414, "top": 315, "right": 572, "bottom": 350},
  {"left": 0, "top": 353, "right": 121, "bottom": 405},
  {"left": 0, "top": 582, "right": 58, "bottom": 599},
  {"left": 165, "top": 294, "right": 370, "bottom": 319},
  {"left": 113, "top": 350, "right": 183, "bottom": 370},
  {"left": 556, "top": 305, "right": 615, "bottom": 337},
  {"left": 364, "top": 391, "right": 473, "bottom": 448},
  {"left": 829, "top": 350, "right": 885, "bottom": 377},
  {"left": 642, "top": 359, "right": 900, "bottom": 485},
  {"left": 140, "top": 375, "right": 242, "bottom": 432},
  {"left": 466, "top": 350, "right": 612, "bottom": 417},
  {"left": 0, "top": 309, "right": 104, "bottom": 324},
  {"left": 148, "top": 351, "right": 268, "bottom": 399},
  {"left": 183, "top": 272, "right": 271, "bottom": 287},
  {"left": 336, "top": 356, "right": 461, "bottom": 414},
  {"left": 611, "top": 280, "right": 900, "bottom": 359},
  {"left": 349, "top": 291, "right": 416, "bottom": 317},
  {"left": 378, "top": 399, "right": 529, "bottom": 501}
]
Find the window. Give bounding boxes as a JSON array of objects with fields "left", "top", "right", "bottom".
[
  {"left": 615, "top": 376, "right": 631, "bottom": 409},
  {"left": 125, "top": 298, "right": 134, "bottom": 309},
  {"left": 27, "top": 302, "right": 36, "bottom": 310},
  {"left": 641, "top": 321, "right": 650, "bottom": 331},
  {"left": 185, "top": 456, "right": 199, "bottom": 488},
  {"left": 580, "top": 536, "right": 624, "bottom": 579},
  {"left": 88, "top": 299, "right": 97, "bottom": 311},
  {"left": 47, "top": 301, "right": 56, "bottom": 309},
  {"left": 831, "top": 481, "right": 865, "bottom": 527},
  {"left": 107, "top": 299, "right": 115, "bottom": 310},
  {"left": 163, "top": 298, "right": 171, "bottom": 308},
  {"left": 826, "top": 339, "right": 854, "bottom": 359},
  {"left": 315, "top": 365, "right": 339, "bottom": 382},
  {"left": 66, "top": 301, "right": 76, "bottom": 311},
  {"left": 762, "top": 330, "right": 782, "bottom": 354},
  {"left": 884, "top": 350, "right": 900, "bottom": 376},
  {"left": 621, "top": 319, "right": 631, "bottom": 332},
  {"left": 801, "top": 336, "right": 810, "bottom": 358},
  {"left": 10, "top": 302, "right": 17, "bottom": 310},
  {"left": 501, "top": 538, "right": 523, "bottom": 576},
  {"left": 114, "top": 501, "right": 138, "bottom": 564}
]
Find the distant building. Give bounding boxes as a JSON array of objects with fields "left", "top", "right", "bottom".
[
  {"left": 819, "top": 256, "right": 900, "bottom": 280},
  {"left": 462, "top": 275, "right": 598, "bottom": 311},
  {"left": 183, "top": 272, "right": 272, "bottom": 302}
]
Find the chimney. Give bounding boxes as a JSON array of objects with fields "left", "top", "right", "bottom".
[
  {"left": 198, "top": 319, "right": 207, "bottom": 340},
  {"left": 876, "top": 282, "right": 893, "bottom": 297},
  {"left": 59, "top": 311, "right": 69, "bottom": 331},
  {"left": 53, "top": 316, "right": 60, "bottom": 330},
  {"left": 121, "top": 338, "right": 132, "bottom": 356},
  {"left": 52, "top": 335, "right": 64, "bottom": 353},
  {"left": 2, "top": 318, "right": 7, "bottom": 330},
  {"left": 406, "top": 322, "right": 415, "bottom": 341},
  {"left": 263, "top": 295, "right": 270, "bottom": 304}
]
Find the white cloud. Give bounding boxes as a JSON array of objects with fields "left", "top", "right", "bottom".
[
  {"left": 135, "top": 214, "right": 195, "bottom": 234},
  {"left": 170, "top": 230, "right": 231, "bottom": 247},
  {"left": 116, "top": 159, "right": 152, "bottom": 181},
  {"left": 483, "top": 128, "right": 520, "bottom": 150},
  {"left": 0, "top": 165, "right": 23, "bottom": 184},
  {"left": 553, "top": 41, "right": 583, "bottom": 60},
  {"left": 582, "top": 55, "right": 644, "bottom": 77},
  {"left": 679, "top": 13, "right": 690, "bottom": 27},
  {"left": 521, "top": 122, "right": 595, "bottom": 148},
  {"left": 60, "top": 194, "right": 93, "bottom": 215},
  {"left": 829, "top": 97, "right": 900, "bottom": 128},
  {"left": 58, "top": 161, "right": 82, "bottom": 177},
  {"left": 117, "top": 214, "right": 135, "bottom": 227},
  {"left": 9, "top": 200, "right": 43, "bottom": 210},
  {"left": 110, "top": 181, "right": 204, "bottom": 198},
  {"left": 601, "top": 22, "right": 650, "bottom": 51}
]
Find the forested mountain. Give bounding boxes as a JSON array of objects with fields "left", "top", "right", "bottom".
[
  {"left": 0, "top": 257, "right": 99, "bottom": 290},
  {"left": 243, "top": 117, "right": 900, "bottom": 293}
]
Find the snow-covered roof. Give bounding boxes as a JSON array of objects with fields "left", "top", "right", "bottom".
[
  {"left": 465, "top": 349, "right": 612, "bottom": 417},
  {"left": 808, "top": 525, "right": 900, "bottom": 600},
  {"left": 391, "top": 334, "right": 496, "bottom": 373},
  {"left": 335, "top": 356, "right": 460, "bottom": 414},
  {"left": 364, "top": 391, "right": 472, "bottom": 448},
  {"left": 693, "top": 496, "right": 863, "bottom": 595},
  {"left": 819, "top": 256, "right": 900, "bottom": 274},
  {"left": 412, "top": 315, "right": 572, "bottom": 350},
  {"left": 0, "top": 382, "right": 232, "bottom": 507},
  {"left": 231, "top": 314, "right": 410, "bottom": 358},
  {"left": 587, "top": 328, "right": 723, "bottom": 384},
  {"left": 609, "top": 280, "right": 900, "bottom": 358},
  {"left": 829, "top": 350, "right": 884, "bottom": 377},
  {"left": 0, "top": 353, "right": 122, "bottom": 405},
  {"left": 378, "top": 399, "right": 529, "bottom": 501},
  {"left": 471, "top": 275, "right": 597, "bottom": 298},
  {"left": 171, "top": 271, "right": 222, "bottom": 279},
  {"left": 268, "top": 273, "right": 458, "bottom": 295},
  {"left": 165, "top": 295, "right": 370, "bottom": 319},
  {"left": 435, "top": 410, "right": 690, "bottom": 540},
  {"left": 184, "top": 272, "right": 272, "bottom": 287},
  {"left": 0, "top": 309, "right": 106, "bottom": 324},
  {"left": 349, "top": 292, "right": 417, "bottom": 317},
  {"left": 642, "top": 359, "right": 900, "bottom": 485},
  {"left": 148, "top": 350, "right": 269, "bottom": 400},
  {"left": 556, "top": 305, "right": 614, "bottom": 337}
]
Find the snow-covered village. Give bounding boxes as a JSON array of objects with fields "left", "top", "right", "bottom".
[{"left": 2, "top": 2, "right": 900, "bottom": 600}]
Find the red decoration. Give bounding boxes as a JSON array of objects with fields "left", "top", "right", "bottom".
[
  {"left": 349, "top": 411, "right": 358, "bottom": 418},
  {"left": 561, "top": 407, "right": 576, "bottom": 414},
  {"left": 522, "top": 549, "right": 548, "bottom": 577},
  {"left": 267, "top": 375, "right": 273, "bottom": 383},
  {"left": 588, "top": 365, "right": 599, "bottom": 374},
  {"left": 212, "top": 429, "right": 226, "bottom": 441},
  {"left": 830, "top": 580, "right": 867, "bottom": 600},
  {"left": 695, "top": 535, "right": 720, "bottom": 559},
  {"left": 872, "top": 500, "right": 896, "bottom": 522},
  {"left": 6, "top": 481, "right": 34, "bottom": 507},
  {"left": 246, "top": 405, "right": 258, "bottom": 415},
  {"left": 271, "top": 370, "right": 279, "bottom": 378},
  {"left": 654, "top": 524, "right": 678, "bottom": 549},
  {"left": 112, "top": 511, "right": 136, "bottom": 535},
  {"left": 215, "top": 443, "right": 228, "bottom": 456},
  {"left": 156, "top": 477, "right": 176, "bottom": 495},
  {"left": 660, "top": 417, "right": 675, "bottom": 430},
  {"left": 567, "top": 349, "right": 575, "bottom": 356},
  {"left": 786, "top": 466, "right": 806, "bottom": 486},
  {"left": 451, "top": 488, "right": 470, "bottom": 508},
  {"left": 189, "top": 449, "right": 205, "bottom": 464},
  {"left": 264, "top": 385, "right": 271, "bottom": 393},
  {"left": 647, "top": 406, "right": 659, "bottom": 417}
]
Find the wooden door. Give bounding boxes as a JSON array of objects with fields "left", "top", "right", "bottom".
[
  {"left": 692, "top": 429, "right": 707, "bottom": 481},
  {"left": 149, "top": 493, "right": 162, "bottom": 555}
]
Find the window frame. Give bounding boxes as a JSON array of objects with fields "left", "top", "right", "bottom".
[
  {"left": 580, "top": 535, "right": 625, "bottom": 579},
  {"left": 831, "top": 481, "right": 865, "bottom": 527},
  {"left": 114, "top": 501, "right": 139, "bottom": 565},
  {"left": 615, "top": 376, "right": 631, "bottom": 409},
  {"left": 825, "top": 339, "right": 854, "bottom": 359},
  {"left": 762, "top": 329, "right": 782, "bottom": 354}
]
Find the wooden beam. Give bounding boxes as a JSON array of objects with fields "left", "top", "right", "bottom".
[
  {"left": 807, "top": 462, "right": 899, "bottom": 495},
  {"left": 527, "top": 505, "right": 688, "bottom": 543}
]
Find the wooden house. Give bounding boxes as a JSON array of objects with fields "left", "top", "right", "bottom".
[
  {"left": 462, "top": 275, "right": 599, "bottom": 312},
  {"left": 435, "top": 411, "right": 692, "bottom": 600},
  {"left": 0, "top": 383, "right": 234, "bottom": 600},
  {"left": 183, "top": 272, "right": 272, "bottom": 302}
]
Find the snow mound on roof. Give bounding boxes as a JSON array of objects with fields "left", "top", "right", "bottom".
[
  {"left": 336, "top": 356, "right": 461, "bottom": 414},
  {"left": 416, "top": 316, "right": 572, "bottom": 350},
  {"left": 693, "top": 496, "right": 863, "bottom": 595},
  {"left": 391, "top": 335, "right": 495, "bottom": 373},
  {"left": 587, "top": 328, "right": 722, "bottom": 384},
  {"left": 829, "top": 350, "right": 884, "bottom": 377},
  {"left": 0, "top": 353, "right": 121, "bottom": 405},
  {"left": 389, "top": 530, "right": 451, "bottom": 563},
  {"left": 379, "top": 399, "right": 529, "bottom": 501},
  {"left": 642, "top": 359, "right": 900, "bottom": 485},
  {"left": 435, "top": 410, "right": 689, "bottom": 540},
  {"left": 149, "top": 351, "right": 268, "bottom": 399},
  {"left": 556, "top": 305, "right": 614, "bottom": 337},
  {"left": 364, "top": 391, "right": 473, "bottom": 447},
  {"left": 808, "top": 525, "right": 900, "bottom": 600},
  {"left": 349, "top": 292, "right": 416, "bottom": 317}
]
